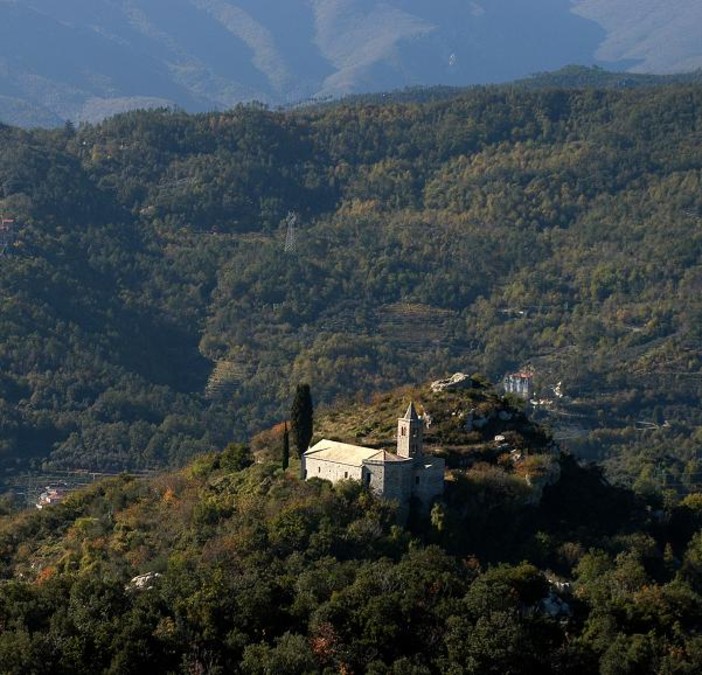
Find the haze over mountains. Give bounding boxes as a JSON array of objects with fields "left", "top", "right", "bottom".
[{"left": 1, "top": 0, "right": 701, "bottom": 127}]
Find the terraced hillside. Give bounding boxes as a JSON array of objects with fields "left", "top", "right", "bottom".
[{"left": 0, "top": 84, "right": 701, "bottom": 496}]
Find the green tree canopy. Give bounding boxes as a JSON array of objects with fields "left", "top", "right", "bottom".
[{"left": 290, "top": 384, "right": 313, "bottom": 460}]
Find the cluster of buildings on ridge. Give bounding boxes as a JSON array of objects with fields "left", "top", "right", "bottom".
[{"left": 302, "top": 402, "right": 445, "bottom": 514}]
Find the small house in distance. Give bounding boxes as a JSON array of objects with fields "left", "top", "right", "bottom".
[
  {"left": 303, "top": 403, "right": 444, "bottom": 513},
  {"left": 36, "top": 485, "right": 66, "bottom": 509},
  {"left": 503, "top": 370, "right": 534, "bottom": 399}
]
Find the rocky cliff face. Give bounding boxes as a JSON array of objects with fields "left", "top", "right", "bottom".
[{"left": 1, "top": 0, "right": 700, "bottom": 127}]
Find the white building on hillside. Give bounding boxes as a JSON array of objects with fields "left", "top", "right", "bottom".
[
  {"left": 503, "top": 371, "right": 534, "bottom": 399},
  {"left": 303, "top": 403, "right": 444, "bottom": 513}
]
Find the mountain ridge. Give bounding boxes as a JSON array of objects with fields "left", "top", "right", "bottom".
[{"left": 2, "top": 0, "right": 702, "bottom": 127}]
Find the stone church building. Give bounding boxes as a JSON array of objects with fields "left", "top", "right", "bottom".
[{"left": 303, "top": 403, "right": 444, "bottom": 511}]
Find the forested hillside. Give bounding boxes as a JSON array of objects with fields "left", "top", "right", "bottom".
[
  {"left": 0, "top": 83, "right": 701, "bottom": 492},
  {"left": 0, "top": 413, "right": 701, "bottom": 673}
]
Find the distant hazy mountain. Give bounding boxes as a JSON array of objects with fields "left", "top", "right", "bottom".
[{"left": 1, "top": 0, "right": 701, "bottom": 127}]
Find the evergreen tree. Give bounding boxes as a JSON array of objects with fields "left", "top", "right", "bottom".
[
  {"left": 290, "top": 384, "right": 313, "bottom": 465},
  {"left": 282, "top": 422, "right": 290, "bottom": 471}
]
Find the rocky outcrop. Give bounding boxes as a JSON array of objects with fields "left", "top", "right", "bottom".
[
  {"left": 128, "top": 572, "right": 162, "bottom": 591},
  {"left": 430, "top": 373, "right": 475, "bottom": 393}
]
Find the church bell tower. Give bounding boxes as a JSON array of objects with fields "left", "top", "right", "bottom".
[{"left": 397, "top": 402, "right": 423, "bottom": 459}]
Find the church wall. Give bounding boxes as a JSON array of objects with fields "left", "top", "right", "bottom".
[
  {"left": 384, "top": 462, "right": 414, "bottom": 503},
  {"left": 305, "top": 457, "right": 364, "bottom": 483},
  {"left": 365, "top": 463, "right": 385, "bottom": 495},
  {"left": 364, "top": 461, "right": 414, "bottom": 503},
  {"left": 412, "top": 459, "right": 446, "bottom": 507},
  {"left": 400, "top": 463, "right": 415, "bottom": 503}
]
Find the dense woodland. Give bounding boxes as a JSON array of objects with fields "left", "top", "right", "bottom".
[
  {"left": 0, "top": 382, "right": 701, "bottom": 673},
  {"left": 0, "top": 78, "right": 701, "bottom": 497}
]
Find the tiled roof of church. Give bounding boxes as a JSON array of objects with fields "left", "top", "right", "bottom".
[
  {"left": 366, "top": 450, "right": 413, "bottom": 463},
  {"left": 305, "top": 439, "right": 381, "bottom": 467},
  {"left": 305, "top": 440, "right": 413, "bottom": 466}
]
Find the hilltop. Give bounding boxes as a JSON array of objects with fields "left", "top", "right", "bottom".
[
  {"left": 305, "top": 375, "right": 554, "bottom": 473},
  {"left": 0, "top": 385, "right": 701, "bottom": 672}
]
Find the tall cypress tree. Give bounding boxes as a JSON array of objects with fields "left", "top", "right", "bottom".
[
  {"left": 290, "top": 383, "right": 313, "bottom": 468},
  {"left": 282, "top": 422, "right": 290, "bottom": 471}
]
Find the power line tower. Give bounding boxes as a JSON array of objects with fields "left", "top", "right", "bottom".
[{"left": 284, "top": 211, "right": 298, "bottom": 253}]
